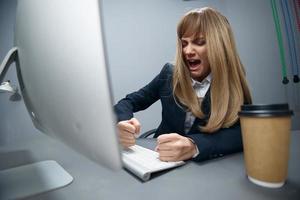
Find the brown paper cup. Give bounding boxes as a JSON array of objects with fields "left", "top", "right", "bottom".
[{"left": 239, "top": 104, "right": 293, "bottom": 188}]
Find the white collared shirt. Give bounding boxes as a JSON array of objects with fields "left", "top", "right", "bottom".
[
  {"left": 184, "top": 74, "right": 211, "bottom": 134},
  {"left": 184, "top": 74, "right": 211, "bottom": 158}
]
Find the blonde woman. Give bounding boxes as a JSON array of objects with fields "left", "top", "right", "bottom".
[{"left": 115, "top": 7, "right": 252, "bottom": 162}]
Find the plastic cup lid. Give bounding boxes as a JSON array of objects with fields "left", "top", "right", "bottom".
[{"left": 238, "top": 104, "right": 293, "bottom": 117}]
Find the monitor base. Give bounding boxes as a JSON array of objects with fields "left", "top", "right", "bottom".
[{"left": 0, "top": 160, "right": 73, "bottom": 199}]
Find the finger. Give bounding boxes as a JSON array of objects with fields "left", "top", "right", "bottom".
[
  {"left": 160, "top": 152, "right": 184, "bottom": 162},
  {"left": 159, "top": 155, "right": 175, "bottom": 162},
  {"left": 123, "top": 129, "right": 137, "bottom": 136},
  {"left": 120, "top": 132, "right": 135, "bottom": 140},
  {"left": 120, "top": 138, "right": 135, "bottom": 145},
  {"left": 117, "top": 121, "right": 136, "bottom": 134},
  {"left": 119, "top": 128, "right": 136, "bottom": 137},
  {"left": 157, "top": 133, "right": 180, "bottom": 144},
  {"left": 124, "top": 124, "right": 137, "bottom": 134},
  {"left": 156, "top": 143, "right": 173, "bottom": 151},
  {"left": 120, "top": 138, "right": 135, "bottom": 147},
  {"left": 158, "top": 149, "right": 176, "bottom": 157},
  {"left": 129, "top": 118, "right": 141, "bottom": 134},
  {"left": 119, "top": 132, "right": 135, "bottom": 141}
]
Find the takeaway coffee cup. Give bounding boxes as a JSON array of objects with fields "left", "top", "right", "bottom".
[{"left": 239, "top": 104, "right": 293, "bottom": 188}]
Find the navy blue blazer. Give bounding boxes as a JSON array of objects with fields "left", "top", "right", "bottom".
[{"left": 114, "top": 63, "right": 243, "bottom": 162}]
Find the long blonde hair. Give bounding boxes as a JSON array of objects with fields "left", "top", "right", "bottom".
[{"left": 173, "top": 7, "right": 252, "bottom": 133}]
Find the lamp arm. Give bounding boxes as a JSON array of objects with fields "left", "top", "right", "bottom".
[{"left": 0, "top": 47, "right": 18, "bottom": 83}]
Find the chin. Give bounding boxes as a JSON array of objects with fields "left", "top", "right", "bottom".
[{"left": 190, "top": 71, "right": 203, "bottom": 79}]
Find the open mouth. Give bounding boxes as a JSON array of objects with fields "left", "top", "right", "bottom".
[{"left": 187, "top": 59, "right": 201, "bottom": 70}]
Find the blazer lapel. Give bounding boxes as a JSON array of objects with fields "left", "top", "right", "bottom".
[
  {"left": 171, "top": 96, "right": 187, "bottom": 135},
  {"left": 176, "top": 106, "right": 186, "bottom": 135}
]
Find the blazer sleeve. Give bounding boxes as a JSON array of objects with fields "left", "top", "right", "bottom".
[
  {"left": 186, "top": 122, "right": 243, "bottom": 162},
  {"left": 114, "top": 63, "right": 172, "bottom": 122}
]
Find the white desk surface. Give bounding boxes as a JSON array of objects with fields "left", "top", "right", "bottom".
[{"left": 0, "top": 131, "right": 299, "bottom": 200}]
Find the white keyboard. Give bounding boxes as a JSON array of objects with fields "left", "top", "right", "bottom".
[{"left": 122, "top": 145, "right": 185, "bottom": 172}]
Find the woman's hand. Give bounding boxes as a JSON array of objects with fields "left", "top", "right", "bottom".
[
  {"left": 156, "top": 133, "right": 197, "bottom": 161},
  {"left": 117, "top": 118, "right": 141, "bottom": 148}
]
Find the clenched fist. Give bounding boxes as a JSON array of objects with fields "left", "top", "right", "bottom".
[
  {"left": 117, "top": 118, "right": 141, "bottom": 148},
  {"left": 156, "top": 133, "right": 197, "bottom": 161}
]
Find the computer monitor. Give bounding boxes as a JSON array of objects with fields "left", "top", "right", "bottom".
[{"left": 0, "top": 0, "right": 122, "bottom": 198}]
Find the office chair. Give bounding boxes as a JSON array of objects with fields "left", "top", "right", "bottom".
[{"left": 139, "top": 129, "right": 156, "bottom": 138}]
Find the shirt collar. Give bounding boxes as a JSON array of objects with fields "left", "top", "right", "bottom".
[{"left": 191, "top": 73, "right": 212, "bottom": 88}]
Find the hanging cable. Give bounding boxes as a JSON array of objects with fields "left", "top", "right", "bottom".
[
  {"left": 270, "top": 0, "right": 289, "bottom": 84},
  {"left": 293, "top": 0, "right": 300, "bottom": 32},
  {"left": 292, "top": 0, "right": 300, "bottom": 83},
  {"left": 280, "top": 0, "right": 300, "bottom": 83}
]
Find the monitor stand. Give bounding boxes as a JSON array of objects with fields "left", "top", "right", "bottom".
[
  {"left": 0, "top": 49, "right": 73, "bottom": 199},
  {"left": 0, "top": 160, "right": 73, "bottom": 199}
]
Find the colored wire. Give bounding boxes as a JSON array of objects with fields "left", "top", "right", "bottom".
[
  {"left": 280, "top": 0, "right": 299, "bottom": 79},
  {"left": 293, "top": 0, "right": 300, "bottom": 32},
  {"left": 292, "top": 0, "right": 300, "bottom": 82},
  {"left": 270, "top": 0, "right": 289, "bottom": 84}
]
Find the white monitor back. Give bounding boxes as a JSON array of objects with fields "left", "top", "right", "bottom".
[{"left": 14, "top": 0, "right": 122, "bottom": 170}]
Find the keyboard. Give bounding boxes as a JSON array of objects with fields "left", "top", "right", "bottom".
[{"left": 122, "top": 145, "right": 185, "bottom": 181}]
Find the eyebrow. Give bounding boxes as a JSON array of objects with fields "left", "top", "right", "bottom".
[
  {"left": 181, "top": 36, "right": 205, "bottom": 41},
  {"left": 182, "top": 34, "right": 205, "bottom": 39},
  {"left": 194, "top": 36, "right": 205, "bottom": 40}
]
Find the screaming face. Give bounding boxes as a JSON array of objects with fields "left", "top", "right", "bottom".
[{"left": 181, "top": 34, "right": 211, "bottom": 82}]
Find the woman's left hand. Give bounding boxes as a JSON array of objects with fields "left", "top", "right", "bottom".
[{"left": 156, "top": 133, "right": 197, "bottom": 162}]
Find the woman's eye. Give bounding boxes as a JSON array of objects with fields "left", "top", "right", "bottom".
[
  {"left": 181, "top": 41, "right": 188, "bottom": 47},
  {"left": 195, "top": 39, "right": 206, "bottom": 46}
]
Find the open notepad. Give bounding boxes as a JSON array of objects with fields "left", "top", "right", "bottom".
[{"left": 122, "top": 145, "right": 185, "bottom": 181}]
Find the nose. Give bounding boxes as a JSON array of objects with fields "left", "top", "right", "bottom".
[{"left": 184, "top": 44, "right": 195, "bottom": 57}]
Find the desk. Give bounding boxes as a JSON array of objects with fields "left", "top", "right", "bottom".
[{"left": 0, "top": 131, "right": 299, "bottom": 200}]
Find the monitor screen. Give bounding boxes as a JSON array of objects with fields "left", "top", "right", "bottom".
[{"left": 14, "top": 0, "right": 122, "bottom": 170}]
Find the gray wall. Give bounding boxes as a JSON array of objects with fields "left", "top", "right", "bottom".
[
  {"left": 0, "top": 0, "right": 41, "bottom": 144},
  {"left": 0, "top": 0, "right": 299, "bottom": 144}
]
